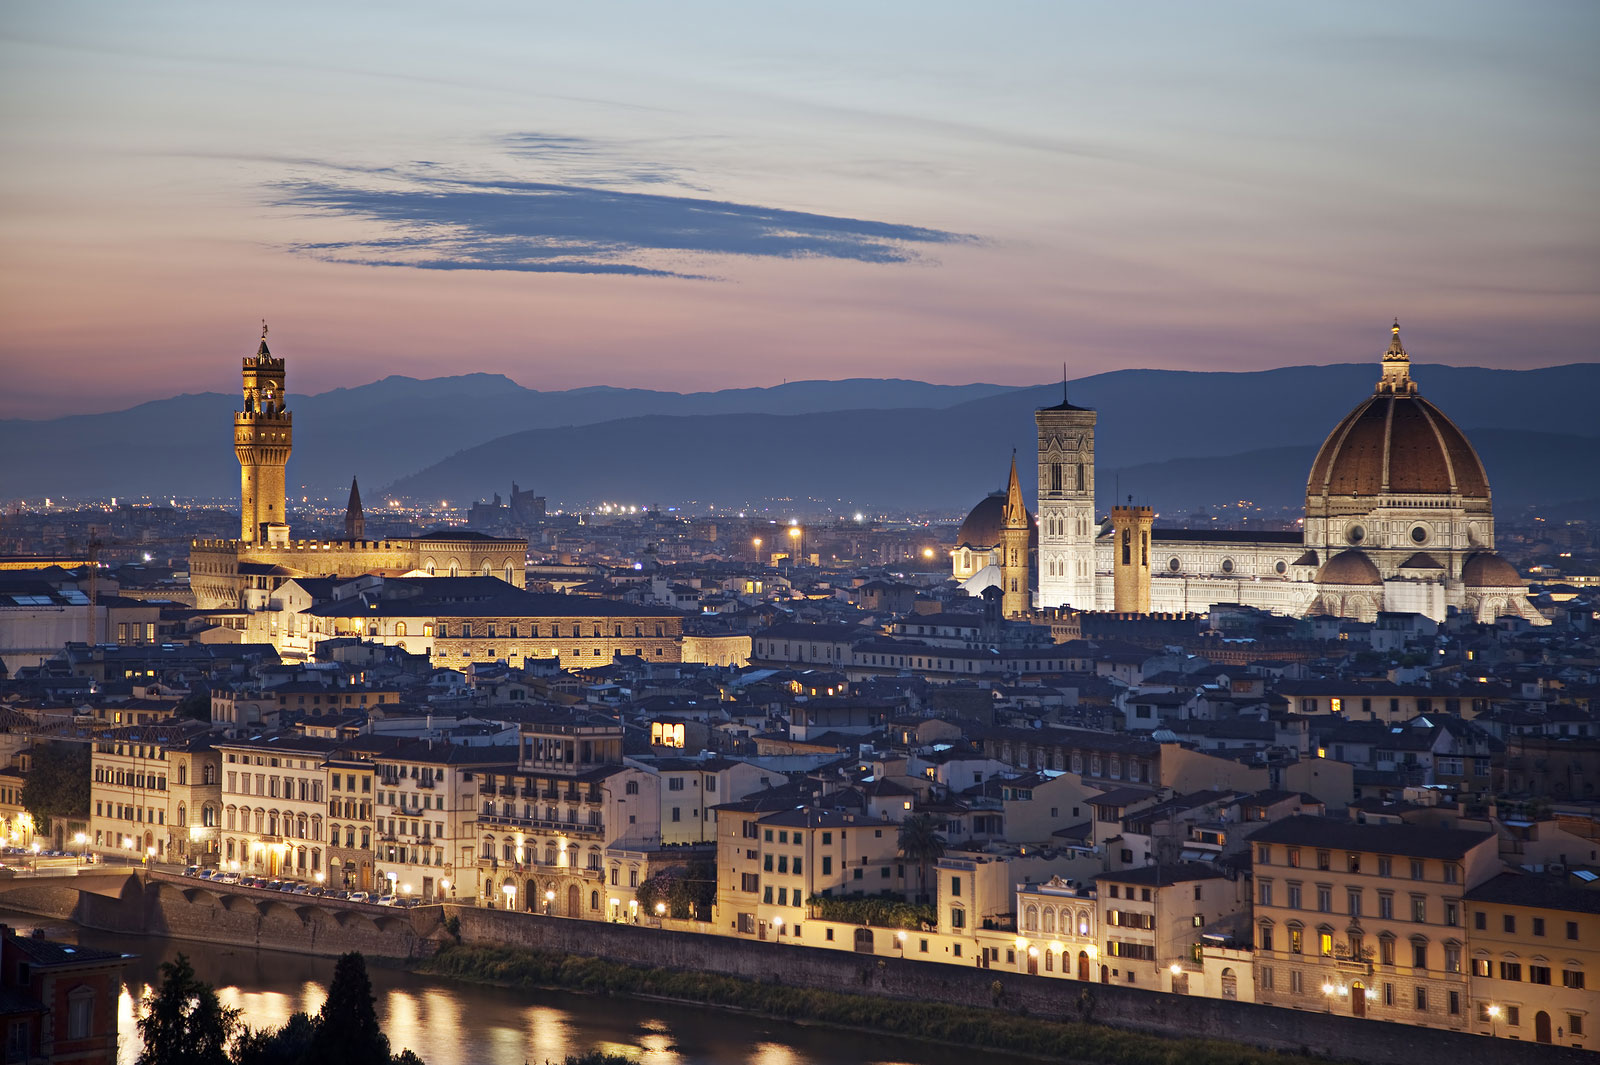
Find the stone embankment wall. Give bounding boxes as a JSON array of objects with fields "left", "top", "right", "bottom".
[
  {"left": 1, "top": 875, "right": 1582, "bottom": 1065},
  {"left": 0, "top": 872, "right": 442, "bottom": 960},
  {"left": 450, "top": 906, "right": 1591, "bottom": 1065}
]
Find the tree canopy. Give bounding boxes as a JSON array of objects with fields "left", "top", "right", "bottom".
[
  {"left": 136, "top": 954, "right": 240, "bottom": 1065},
  {"left": 21, "top": 740, "right": 90, "bottom": 832},
  {"left": 138, "top": 951, "right": 424, "bottom": 1065},
  {"left": 897, "top": 813, "right": 947, "bottom": 903},
  {"left": 310, "top": 952, "right": 391, "bottom": 1065}
]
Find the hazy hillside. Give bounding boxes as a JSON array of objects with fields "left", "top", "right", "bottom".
[
  {"left": 1102, "top": 430, "right": 1600, "bottom": 515},
  {"left": 0, "top": 376, "right": 1011, "bottom": 498},
  {"left": 384, "top": 411, "right": 1599, "bottom": 514},
  {"left": 5, "top": 363, "right": 1595, "bottom": 510}
]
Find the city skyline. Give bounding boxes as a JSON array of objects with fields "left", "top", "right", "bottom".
[{"left": 2, "top": 2, "right": 1597, "bottom": 418}]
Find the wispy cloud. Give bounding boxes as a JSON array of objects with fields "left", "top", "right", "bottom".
[{"left": 269, "top": 135, "right": 973, "bottom": 280}]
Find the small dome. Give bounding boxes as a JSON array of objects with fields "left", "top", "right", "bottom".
[
  {"left": 1399, "top": 552, "right": 1443, "bottom": 570},
  {"left": 955, "top": 493, "right": 1036, "bottom": 550},
  {"left": 1316, "top": 549, "right": 1382, "bottom": 586},
  {"left": 1462, "top": 552, "right": 1523, "bottom": 588}
]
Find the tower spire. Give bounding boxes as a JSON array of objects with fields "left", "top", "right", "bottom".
[
  {"left": 1004, "top": 450, "right": 1027, "bottom": 528},
  {"left": 345, "top": 476, "right": 365, "bottom": 541}
]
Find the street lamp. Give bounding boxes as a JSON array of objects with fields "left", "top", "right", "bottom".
[
  {"left": 752, "top": 538, "right": 762, "bottom": 562},
  {"left": 788, "top": 526, "right": 802, "bottom": 565},
  {"left": 1487, "top": 1004, "right": 1501, "bottom": 1037},
  {"left": 74, "top": 833, "right": 87, "bottom": 864},
  {"left": 772, "top": 916, "right": 784, "bottom": 939},
  {"left": 655, "top": 901, "right": 666, "bottom": 920},
  {"left": 895, "top": 930, "right": 907, "bottom": 953},
  {"left": 502, "top": 883, "right": 516, "bottom": 909},
  {"left": 544, "top": 888, "right": 555, "bottom": 915}
]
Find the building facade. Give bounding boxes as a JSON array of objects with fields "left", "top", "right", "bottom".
[{"left": 1250, "top": 816, "right": 1500, "bottom": 1032}]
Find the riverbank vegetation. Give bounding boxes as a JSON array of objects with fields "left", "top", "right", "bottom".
[{"left": 423, "top": 944, "right": 1352, "bottom": 1065}]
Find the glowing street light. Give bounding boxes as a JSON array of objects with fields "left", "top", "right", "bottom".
[
  {"left": 1487, "top": 1004, "right": 1501, "bottom": 1037},
  {"left": 544, "top": 888, "right": 555, "bottom": 915},
  {"left": 502, "top": 882, "right": 517, "bottom": 909}
]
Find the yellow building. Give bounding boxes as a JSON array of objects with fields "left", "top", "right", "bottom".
[
  {"left": 89, "top": 722, "right": 219, "bottom": 864},
  {"left": 1250, "top": 815, "right": 1500, "bottom": 1031},
  {"left": 712, "top": 802, "right": 901, "bottom": 942},
  {"left": 215, "top": 734, "right": 341, "bottom": 880},
  {"left": 1464, "top": 873, "right": 1597, "bottom": 1050}
]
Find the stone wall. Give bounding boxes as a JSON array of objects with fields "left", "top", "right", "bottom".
[
  {"left": 0, "top": 872, "right": 442, "bottom": 961},
  {"left": 450, "top": 906, "right": 1590, "bottom": 1065}
]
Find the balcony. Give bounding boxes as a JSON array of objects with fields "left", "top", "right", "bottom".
[{"left": 474, "top": 812, "right": 602, "bottom": 838}]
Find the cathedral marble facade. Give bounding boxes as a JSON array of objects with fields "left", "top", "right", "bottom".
[{"left": 957, "top": 324, "right": 1543, "bottom": 626}]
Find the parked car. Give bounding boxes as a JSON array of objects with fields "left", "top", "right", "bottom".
[
  {"left": 184, "top": 866, "right": 200, "bottom": 878},
  {"left": 216, "top": 872, "right": 240, "bottom": 884},
  {"left": 348, "top": 891, "right": 370, "bottom": 904}
]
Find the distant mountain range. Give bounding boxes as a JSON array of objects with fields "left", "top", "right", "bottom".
[{"left": 4, "top": 364, "right": 1596, "bottom": 514}]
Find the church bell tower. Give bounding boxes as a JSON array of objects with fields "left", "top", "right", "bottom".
[
  {"left": 235, "top": 323, "right": 293, "bottom": 543},
  {"left": 1000, "top": 453, "right": 1031, "bottom": 618},
  {"left": 1036, "top": 384, "right": 1097, "bottom": 609}
]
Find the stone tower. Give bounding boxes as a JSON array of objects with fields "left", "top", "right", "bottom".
[
  {"left": 1000, "top": 452, "right": 1032, "bottom": 618},
  {"left": 344, "top": 476, "right": 365, "bottom": 541},
  {"left": 1035, "top": 386, "right": 1097, "bottom": 609},
  {"left": 235, "top": 324, "right": 293, "bottom": 543},
  {"left": 1111, "top": 504, "right": 1154, "bottom": 614}
]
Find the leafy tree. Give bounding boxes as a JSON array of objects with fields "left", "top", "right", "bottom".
[
  {"left": 135, "top": 954, "right": 239, "bottom": 1065},
  {"left": 636, "top": 860, "right": 717, "bottom": 920},
  {"left": 175, "top": 684, "right": 212, "bottom": 723},
  {"left": 21, "top": 741, "right": 90, "bottom": 833},
  {"left": 897, "top": 813, "right": 946, "bottom": 905},
  {"left": 310, "top": 952, "right": 390, "bottom": 1065},
  {"left": 231, "top": 1012, "right": 315, "bottom": 1065}
]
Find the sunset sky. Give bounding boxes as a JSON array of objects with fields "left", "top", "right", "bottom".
[{"left": 1, "top": 1, "right": 1594, "bottom": 418}]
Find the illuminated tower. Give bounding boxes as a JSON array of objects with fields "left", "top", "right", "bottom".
[
  {"left": 1111, "top": 504, "right": 1153, "bottom": 614},
  {"left": 1036, "top": 385, "right": 1097, "bottom": 609},
  {"left": 344, "top": 476, "right": 365, "bottom": 540},
  {"left": 235, "top": 323, "right": 293, "bottom": 543},
  {"left": 1000, "top": 452, "right": 1031, "bottom": 618}
]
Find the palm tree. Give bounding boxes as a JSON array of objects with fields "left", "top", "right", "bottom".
[{"left": 897, "top": 812, "right": 946, "bottom": 905}]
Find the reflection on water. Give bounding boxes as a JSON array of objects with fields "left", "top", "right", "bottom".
[{"left": 1, "top": 912, "right": 1035, "bottom": 1065}]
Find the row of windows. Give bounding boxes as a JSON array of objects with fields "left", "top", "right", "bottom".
[
  {"left": 1257, "top": 881, "right": 1458, "bottom": 925},
  {"left": 1256, "top": 846, "right": 1461, "bottom": 882},
  {"left": 436, "top": 622, "right": 668, "bottom": 639}
]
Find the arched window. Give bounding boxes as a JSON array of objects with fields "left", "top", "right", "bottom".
[
  {"left": 424, "top": 559, "right": 436, "bottom": 576},
  {"left": 448, "top": 559, "right": 460, "bottom": 577},
  {"left": 176, "top": 804, "right": 187, "bottom": 827},
  {"left": 590, "top": 890, "right": 599, "bottom": 911},
  {"left": 177, "top": 764, "right": 187, "bottom": 785},
  {"left": 395, "top": 622, "right": 407, "bottom": 638},
  {"left": 1025, "top": 905, "right": 1038, "bottom": 932},
  {"left": 1221, "top": 967, "right": 1237, "bottom": 999},
  {"left": 483, "top": 835, "right": 495, "bottom": 859},
  {"left": 505, "top": 564, "right": 515, "bottom": 584},
  {"left": 1043, "top": 908, "right": 1055, "bottom": 933}
]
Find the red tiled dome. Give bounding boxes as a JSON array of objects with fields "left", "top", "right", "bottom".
[
  {"left": 1461, "top": 553, "right": 1522, "bottom": 588},
  {"left": 1306, "top": 325, "right": 1489, "bottom": 502}
]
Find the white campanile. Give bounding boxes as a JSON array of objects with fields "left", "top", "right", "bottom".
[{"left": 1035, "top": 388, "right": 1097, "bottom": 609}]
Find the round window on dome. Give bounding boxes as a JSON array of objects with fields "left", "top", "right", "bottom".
[
  {"left": 1221, "top": 558, "right": 1235, "bottom": 574},
  {"left": 1411, "top": 525, "right": 1428, "bottom": 544},
  {"left": 1347, "top": 524, "right": 1366, "bottom": 545},
  {"left": 1275, "top": 560, "right": 1287, "bottom": 575},
  {"left": 1168, "top": 558, "right": 1181, "bottom": 573}
]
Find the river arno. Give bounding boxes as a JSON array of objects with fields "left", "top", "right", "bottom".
[{"left": 0, "top": 911, "right": 1039, "bottom": 1065}]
